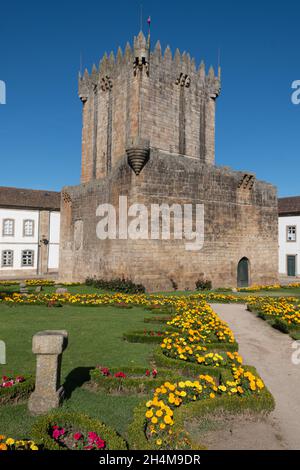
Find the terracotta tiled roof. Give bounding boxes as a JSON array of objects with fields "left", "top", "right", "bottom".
[
  {"left": 278, "top": 196, "right": 300, "bottom": 216},
  {"left": 0, "top": 187, "right": 60, "bottom": 211}
]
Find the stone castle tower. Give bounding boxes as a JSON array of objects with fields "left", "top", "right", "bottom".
[{"left": 59, "top": 32, "right": 278, "bottom": 290}]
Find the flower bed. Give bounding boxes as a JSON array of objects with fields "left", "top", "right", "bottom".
[
  {"left": 0, "top": 375, "right": 34, "bottom": 405},
  {"left": 128, "top": 373, "right": 274, "bottom": 450},
  {"left": 247, "top": 297, "right": 300, "bottom": 338},
  {"left": 89, "top": 366, "right": 183, "bottom": 394},
  {"left": 238, "top": 283, "right": 300, "bottom": 292},
  {"left": 31, "top": 411, "right": 127, "bottom": 450},
  {"left": 0, "top": 436, "right": 38, "bottom": 450},
  {"left": 131, "top": 298, "right": 274, "bottom": 449}
]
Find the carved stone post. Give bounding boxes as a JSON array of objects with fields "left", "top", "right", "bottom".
[{"left": 28, "top": 330, "right": 68, "bottom": 415}]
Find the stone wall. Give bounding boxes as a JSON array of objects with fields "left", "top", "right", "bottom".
[{"left": 59, "top": 150, "right": 278, "bottom": 291}]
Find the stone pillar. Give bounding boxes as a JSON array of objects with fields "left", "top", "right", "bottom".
[{"left": 28, "top": 330, "right": 68, "bottom": 415}]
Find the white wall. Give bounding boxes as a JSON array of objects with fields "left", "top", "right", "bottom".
[
  {"left": 279, "top": 215, "right": 300, "bottom": 276},
  {"left": 0, "top": 208, "right": 39, "bottom": 272},
  {"left": 0, "top": 208, "right": 61, "bottom": 275},
  {"left": 48, "top": 211, "right": 60, "bottom": 270}
]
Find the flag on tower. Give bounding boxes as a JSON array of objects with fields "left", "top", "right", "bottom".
[{"left": 147, "top": 16, "right": 151, "bottom": 26}]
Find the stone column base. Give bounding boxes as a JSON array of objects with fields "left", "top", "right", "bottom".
[{"left": 28, "top": 386, "right": 65, "bottom": 415}]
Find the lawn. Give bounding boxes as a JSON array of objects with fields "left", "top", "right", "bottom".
[{"left": 0, "top": 303, "right": 163, "bottom": 440}]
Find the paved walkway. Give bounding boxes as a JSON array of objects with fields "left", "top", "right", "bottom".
[{"left": 212, "top": 303, "right": 300, "bottom": 449}]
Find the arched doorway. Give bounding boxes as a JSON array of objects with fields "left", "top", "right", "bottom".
[{"left": 237, "top": 257, "right": 249, "bottom": 287}]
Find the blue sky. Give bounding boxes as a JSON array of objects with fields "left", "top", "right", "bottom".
[{"left": 0, "top": 0, "right": 299, "bottom": 196}]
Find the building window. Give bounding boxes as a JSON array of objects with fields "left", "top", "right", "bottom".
[
  {"left": 287, "top": 226, "right": 297, "bottom": 242},
  {"left": 23, "top": 219, "right": 34, "bottom": 237},
  {"left": 2, "top": 219, "right": 14, "bottom": 236},
  {"left": 1, "top": 250, "right": 13, "bottom": 267},
  {"left": 21, "top": 250, "right": 34, "bottom": 267}
]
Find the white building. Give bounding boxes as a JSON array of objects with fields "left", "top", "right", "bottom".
[
  {"left": 0, "top": 187, "right": 60, "bottom": 279},
  {"left": 279, "top": 197, "right": 300, "bottom": 279}
]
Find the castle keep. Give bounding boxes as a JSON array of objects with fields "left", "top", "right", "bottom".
[{"left": 59, "top": 32, "right": 278, "bottom": 290}]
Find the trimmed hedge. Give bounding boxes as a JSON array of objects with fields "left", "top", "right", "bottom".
[
  {"left": 89, "top": 366, "right": 183, "bottom": 394},
  {"left": 31, "top": 411, "right": 127, "bottom": 450},
  {"left": 144, "top": 316, "right": 172, "bottom": 324},
  {"left": 85, "top": 277, "right": 145, "bottom": 294},
  {"left": 123, "top": 331, "right": 166, "bottom": 344},
  {"left": 127, "top": 366, "right": 275, "bottom": 450},
  {"left": 144, "top": 306, "right": 175, "bottom": 315},
  {"left": 0, "top": 376, "right": 35, "bottom": 405}
]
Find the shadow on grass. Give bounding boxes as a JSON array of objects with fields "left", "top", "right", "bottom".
[{"left": 63, "top": 367, "right": 94, "bottom": 399}]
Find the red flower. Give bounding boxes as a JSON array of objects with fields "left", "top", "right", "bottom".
[
  {"left": 95, "top": 438, "right": 105, "bottom": 449},
  {"left": 145, "top": 369, "right": 150, "bottom": 377},
  {"left": 152, "top": 369, "right": 158, "bottom": 378},
  {"left": 99, "top": 367, "right": 110, "bottom": 376},
  {"left": 2, "top": 376, "right": 8, "bottom": 382},
  {"left": 73, "top": 432, "right": 83, "bottom": 441},
  {"left": 3, "top": 380, "right": 13, "bottom": 387},
  {"left": 114, "top": 372, "right": 126, "bottom": 379}
]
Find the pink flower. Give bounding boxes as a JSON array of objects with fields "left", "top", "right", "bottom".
[
  {"left": 73, "top": 432, "right": 83, "bottom": 441},
  {"left": 152, "top": 369, "right": 158, "bottom": 378},
  {"left": 52, "top": 429, "right": 61, "bottom": 439},
  {"left": 88, "top": 432, "right": 98, "bottom": 442},
  {"left": 52, "top": 426, "right": 65, "bottom": 439},
  {"left": 16, "top": 376, "right": 25, "bottom": 383}
]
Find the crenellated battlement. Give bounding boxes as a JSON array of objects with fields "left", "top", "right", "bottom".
[{"left": 79, "top": 31, "right": 220, "bottom": 102}]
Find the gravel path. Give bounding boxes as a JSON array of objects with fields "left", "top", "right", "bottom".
[{"left": 212, "top": 303, "right": 300, "bottom": 449}]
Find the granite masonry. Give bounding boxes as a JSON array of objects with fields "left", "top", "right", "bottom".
[
  {"left": 28, "top": 330, "right": 68, "bottom": 415},
  {"left": 59, "top": 32, "right": 278, "bottom": 291}
]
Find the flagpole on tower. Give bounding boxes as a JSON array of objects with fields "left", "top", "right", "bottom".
[
  {"left": 147, "top": 15, "right": 151, "bottom": 35},
  {"left": 140, "top": 4, "right": 143, "bottom": 31}
]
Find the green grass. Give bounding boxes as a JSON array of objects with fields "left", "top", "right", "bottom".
[{"left": 0, "top": 303, "right": 163, "bottom": 439}]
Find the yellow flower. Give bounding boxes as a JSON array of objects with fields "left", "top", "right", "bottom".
[
  {"left": 0, "top": 443, "right": 7, "bottom": 450},
  {"left": 164, "top": 415, "right": 173, "bottom": 425},
  {"left": 30, "top": 445, "right": 38, "bottom": 450},
  {"left": 209, "top": 393, "right": 215, "bottom": 399},
  {"left": 5, "top": 438, "right": 15, "bottom": 446},
  {"left": 145, "top": 410, "right": 153, "bottom": 419},
  {"left": 151, "top": 417, "right": 158, "bottom": 424}
]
